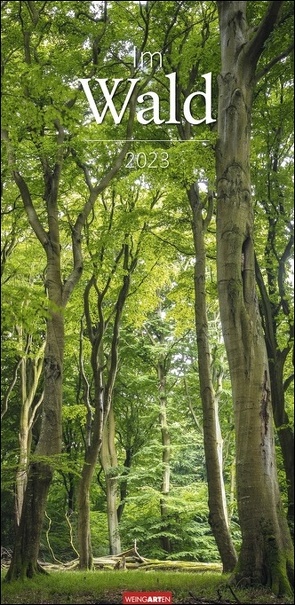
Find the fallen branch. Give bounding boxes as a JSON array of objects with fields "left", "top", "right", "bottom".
[{"left": 34, "top": 543, "right": 222, "bottom": 574}]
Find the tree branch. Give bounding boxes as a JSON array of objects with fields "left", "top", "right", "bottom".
[
  {"left": 277, "top": 234, "right": 294, "bottom": 316},
  {"left": 255, "top": 42, "right": 294, "bottom": 82},
  {"left": 284, "top": 373, "right": 294, "bottom": 393},
  {"left": 14, "top": 171, "right": 48, "bottom": 248},
  {"left": 149, "top": 230, "right": 194, "bottom": 256},
  {"left": 254, "top": 254, "right": 277, "bottom": 352},
  {"left": 1, "top": 357, "right": 22, "bottom": 419},
  {"left": 245, "top": 1, "right": 284, "bottom": 69}
]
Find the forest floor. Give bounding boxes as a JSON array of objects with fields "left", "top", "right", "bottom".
[{"left": 1, "top": 568, "right": 294, "bottom": 605}]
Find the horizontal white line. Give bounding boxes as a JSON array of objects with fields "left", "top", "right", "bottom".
[{"left": 85, "top": 139, "right": 210, "bottom": 142}]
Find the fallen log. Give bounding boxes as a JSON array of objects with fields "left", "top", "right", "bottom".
[{"left": 36, "top": 542, "right": 222, "bottom": 573}]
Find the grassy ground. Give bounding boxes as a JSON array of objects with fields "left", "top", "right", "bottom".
[{"left": 1, "top": 570, "right": 294, "bottom": 604}]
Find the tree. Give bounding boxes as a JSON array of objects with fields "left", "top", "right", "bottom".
[
  {"left": 2, "top": 1, "right": 137, "bottom": 579},
  {"left": 215, "top": 1, "right": 293, "bottom": 594},
  {"left": 252, "top": 74, "right": 294, "bottom": 524},
  {"left": 77, "top": 185, "right": 163, "bottom": 567},
  {"left": 154, "top": 2, "right": 236, "bottom": 570},
  {"left": 1, "top": 236, "right": 46, "bottom": 537},
  {"left": 188, "top": 183, "right": 237, "bottom": 572},
  {"left": 100, "top": 408, "right": 121, "bottom": 555},
  {"left": 142, "top": 308, "right": 174, "bottom": 555}
]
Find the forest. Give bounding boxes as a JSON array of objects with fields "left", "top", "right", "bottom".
[{"left": 1, "top": 1, "right": 294, "bottom": 604}]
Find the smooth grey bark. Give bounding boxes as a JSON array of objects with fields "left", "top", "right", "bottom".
[
  {"left": 216, "top": 1, "right": 293, "bottom": 594},
  {"left": 101, "top": 408, "right": 122, "bottom": 555},
  {"left": 254, "top": 78, "right": 294, "bottom": 521},
  {"left": 15, "top": 331, "right": 45, "bottom": 526},
  {"left": 188, "top": 184, "right": 237, "bottom": 572}
]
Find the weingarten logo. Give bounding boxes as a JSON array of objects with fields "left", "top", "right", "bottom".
[{"left": 122, "top": 591, "right": 172, "bottom": 604}]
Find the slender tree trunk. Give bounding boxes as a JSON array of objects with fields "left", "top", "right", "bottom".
[
  {"left": 77, "top": 463, "right": 95, "bottom": 569},
  {"left": 268, "top": 351, "right": 294, "bottom": 525},
  {"left": 15, "top": 335, "right": 44, "bottom": 526},
  {"left": 77, "top": 457, "right": 96, "bottom": 569},
  {"left": 117, "top": 447, "right": 132, "bottom": 523},
  {"left": 188, "top": 184, "right": 237, "bottom": 572},
  {"left": 101, "top": 408, "right": 121, "bottom": 555},
  {"left": 229, "top": 458, "right": 236, "bottom": 524},
  {"left": 77, "top": 362, "right": 104, "bottom": 569},
  {"left": 15, "top": 426, "right": 30, "bottom": 528},
  {"left": 216, "top": 2, "right": 293, "bottom": 594},
  {"left": 158, "top": 361, "right": 171, "bottom": 555},
  {"left": 66, "top": 473, "right": 76, "bottom": 515}
]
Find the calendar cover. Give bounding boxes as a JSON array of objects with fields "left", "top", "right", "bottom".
[{"left": 1, "top": 1, "right": 294, "bottom": 603}]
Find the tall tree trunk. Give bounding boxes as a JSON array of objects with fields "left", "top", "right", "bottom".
[
  {"left": 188, "top": 184, "right": 237, "bottom": 573},
  {"left": 255, "top": 258, "right": 294, "bottom": 524},
  {"left": 158, "top": 361, "right": 171, "bottom": 555},
  {"left": 216, "top": 1, "right": 293, "bottom": 594},
  {"left": 2, "top": 1, "right": 140, "bottom": 579},
  {"left": 270, "top": 359, "right": 294, "bottom": 524},
  {"left": 5, "top": 146, "right": 67, "bottom": 580},
  {"left": 117, "top": 447, "right": 133, "bottom": 523},
  {"left": 7, "top": 307, "right": 64, "bottom": 580},
  {"left": 101, "top": 408, "right": 121, "bottom": 555}
]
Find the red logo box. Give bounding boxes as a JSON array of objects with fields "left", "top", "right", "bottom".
[{"left": 122, "top": 592, "right": 173, "bottom": 604}]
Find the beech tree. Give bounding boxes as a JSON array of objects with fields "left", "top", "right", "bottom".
[
  {"left": 142, "top": 309, "right": 175, "bottom": 555},
  {"left": 151, "top": 1, "right": 238, "bottom": 569},
  {"left": 77, "top": 186, "right": 159, "bottom": 568},
  {"left": 2, "top": 0, "right": 138, "bottom": 580},
  {"left": 188, "top": 183, "right": 237, "bottom": 572},
  {"left": 215, "top": 1, "right": 293, "bottom": 593},
  {"left": 252, "top": 74, "right": 294, "bottom": 524},
  {"left": 1, "top": 238, "right": 46, "bottom": 524}
]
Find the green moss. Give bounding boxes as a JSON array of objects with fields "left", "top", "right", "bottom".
[
  {"left": 262, "top": 522, "right": 294, "bottom": 597},
  {"left": 229, "top": 529, "right": 294, "bottom": 598}
]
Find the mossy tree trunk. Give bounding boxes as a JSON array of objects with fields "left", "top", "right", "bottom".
[{"left": 216, "top": 1, "right": 293, "bottom": 594}]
